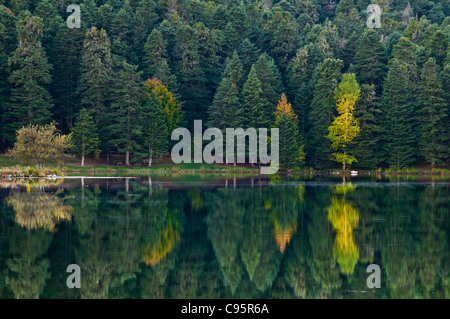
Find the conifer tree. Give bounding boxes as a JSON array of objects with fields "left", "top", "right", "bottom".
[
  {"left": 106, "top": 62, "right": 143, "bottom": 166},
  {"left": 253, "top": 54, "right": 284, "bottom": 124},
  {"left": 417, "top": 58, "right": 448, "bottom": 166},
  {"left": 348, "top": 84, "right": 382, "bottom": 169},
  {"left": 208, "top": 51, "right": 245, "bottom": 129},
  {"left": 326, "top": 74, "right": 361, "bottom": 170},
  {"left": 275, "top": 94, "right": 304, "bottom": 170},
  {"left": 140, "top": 91, "right": 168, "bottom": 167},
  {"left": 242, "top": 65, "right": 269, "bottom": 128},
  {"left": 8, "top": 16, "right": 53, "bottom": 138},
  {"left": 382, "top": 59, "right": 416, "bottom": 169},
  {"left": 173, "top": 23, "right": 208, "bottom": 124},
  {"left": 354, "top": 29, "right": 387, "bottom": 91},
  {"left": 51, "top": 21, "right": 84, "bottom": 132},
  {"left": 72, "top": 108, "right": 100, "bottom": 167},
  {"left": 0, "top": 5, "right": 17, "bottom": 145},
  {"left": 79, "top": 27, "right": 114, "bottom": 126},
  {"left": 307, "top": 58, "right": 343, "bottom": 169}
]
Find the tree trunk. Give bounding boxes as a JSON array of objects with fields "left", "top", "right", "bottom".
[
  {"left": 149, "top": 148, "right": 153, "bottom": 168},
  {"left": 81, "top": 155, "right": 85, "bottom": 167},
  {"left": 126, "top": 150, "right": 130, "bottom": 166}
]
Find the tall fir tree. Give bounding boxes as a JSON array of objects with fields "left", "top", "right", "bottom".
[
  {"left": 106, "top": 62, "right": 143, "bottom": 166},
  {"left": 140, "top": 90, "right": 168, "bottom": 167},
  {"left": 381, "top": 59, "right": 416, "bottom": 169},
  {"left": 173, "top": 23, "right": 208, "bottom": 125},
  {"left": 0, "top": 5, "right": 17, "bottom": 146},
  {"left": 274, "top": 94, "right": 304, "bottom": 170},
  {"left": 50, "top": 21, "right": 84, "bottom": 133},
  {"left": 7, "top": 16, "right": 53, "bottom": 139},
  {"left": 348, "top": 84, "right": 382, "bottom": 169},
  {"left": 242, "top": 65, "right": 270, "bottom": 128},
  {"left": 354, "top": 29, "right": 387, "bottom": 92},
  {"left": 416, "top": 58, "right": 448, "bottom": 166},
  {"left": 71, "top": 108, "right": 100, "bottom": 167},
  {"left": 307, "top": 58, "right": 343, "bottom": 169},
  {"left": 78, "top": 27, "right": 114, "bottom": 127},
  {"left": 208, "top": 52, "right": 245, "bottom": 130}
]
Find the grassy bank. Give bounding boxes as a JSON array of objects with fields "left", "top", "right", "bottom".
[{"left": 1, "top": 155, "right": 449, "bottom": 177}]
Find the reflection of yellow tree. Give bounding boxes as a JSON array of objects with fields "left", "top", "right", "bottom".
[
  {"left": 6, "top": 191, "right": 72, "bottom": 232},
  {"left": 144, "top": 213, "right": 181, "bottom": 266},
  {"left": 327, "top": 183, "right": 359, "bottom": 275},
  {"left": 274, "top": 220, "right": 297, "bottom": 254}
]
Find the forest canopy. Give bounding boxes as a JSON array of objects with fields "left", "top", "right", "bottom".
[{"left": 0, "top": 0, "right": 449, "bottom": 169}]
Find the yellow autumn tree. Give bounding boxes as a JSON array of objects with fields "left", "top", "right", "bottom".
[
  {"left": 274, "top": 93, "right": 298, "bottom": 125},
  {"left": 327, "top": 74, "right": 361, "bottom": 170},
  {"left": 327, "top": 183, "right": 359, "bottom": 275},
  {"left": 144, "top": 78, "right": 183, "bottom": 134}
]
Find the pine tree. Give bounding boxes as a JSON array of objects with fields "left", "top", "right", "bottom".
[
  {"left": 427, "top": 30, "right": 448, "bottom": 66},
  {"left": 51, "top": 21, "right": 84, "bottom": 132},
  {"left": 238, "top": 39, "right": 260, "bottom": 75},
  {"left": 382, "top": 59, "right": 416, "bottom": 169},
  {"left": 78, "top": 27, "right": 114, "bottom": 126},
  {"left": 140, "top": 91, "right": 168, "bottom": 167},
  {"left": 275, "top": 94, "right": 304, "bottom": 170},
  {"left": 242, "top": 65, "right": 269, "bottom": 128},
  {"left": 208, "top": 51, "right": 245, "bottom": 130},
  {"left": 354, "top": 29, "right": 387, "bottom": 91},
  {"left": 143, "top": 28, "right": 168, "bottom": 79},
  {"left": 72, "top": 109, "right": 100, "bottom": 167},
  {"left": 106, "top": 62, "right": 143, "bottom": 166},
  {"left": 8, "top": 16, "right": 53, "bottom": 137},
  {"left": 0, "top": 5, "right": 17, "bottom": 146},
  {"left": 307, "top": 58, "right": 343, "bottom": 169},
  {"left": 417, "top": 58, "right": 448, "bottom": 166},
  {"left": 326, "top": 74, "right": 361, "bottom": 170},
  {"left": 348, "top": 84, "right": 382, "bottom": 169},
  {"left": 173, "top": 23, "right": 208, "bottom": 125},
  {"left": 266, "top": 10, "right": 300, "bottom": 71},
  {"left": 253, "top": 54, "right": 284, "bottom": 118}
]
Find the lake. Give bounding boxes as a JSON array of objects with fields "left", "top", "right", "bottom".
[{"left": 0, "top": 175, "right": 448, "bottom": 299}]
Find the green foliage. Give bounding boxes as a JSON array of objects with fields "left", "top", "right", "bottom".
[
  {"left": 8, "top": 122, "right": 72, "bottom": 168},
  {"left": 71, "top": 108, "right": 100, "bottom": 166}
]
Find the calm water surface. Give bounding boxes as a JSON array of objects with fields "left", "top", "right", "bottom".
[{"left": 0, "top": 175, "right": 448, "bottom": 299}]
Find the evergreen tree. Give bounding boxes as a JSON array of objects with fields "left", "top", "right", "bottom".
[
  {"left": 354, "top": 29, "right": 387, "bottom": 91},
  {"left": 173, "top": 23, "right": 208, "bottom": 125},
  {"left": 208, "top": 51, "right": 245, "bottom": 130},
  {"left": 242, "top": 65, "right": 270, "bottom": 128},
  {"left": 382, "top": 59, "right": 416, "bottom": 169},
  {"left": 275, "top": 94, "right": 304, "bottom": 170},
  {"left": 326, "top": 73, "right": 361, "bottom": 170},
  {"left": 348, "top": 84, "right": 382, "bottom": 169},
  {"left": 72, "top": 108, "right": 100, "bottom": 167},
  {"left": 106, "top": 62, "right": 143, "bottom": 166},
  {"left": 307, "top": 58, "right": 343, "bottom": 169},
  {"left": 50, "top": 21, "right": 84, "bottom": 132},
  {"left": 238, "top": 39, "right": 260, "bottom": 75},
  {"left": 78, "top": 27, "right": 114, "bottom": 127},
  {"left": 417, "top": 58, "right": 448, "bottom": 166},
  {"left": 427, "top": 30, "right": 448, "bottom": 66},
  {"left": 0, "top": 5, "right": 17, "bottom": 146},
  {"left": 253, "top": 54, "right": 284, "bottom": 114},
  {"left": 140, "top": 91, "right": 168, "bottom": 167},
  {"left": 7, "top": 16, "right": 53, "bottom": 138}
]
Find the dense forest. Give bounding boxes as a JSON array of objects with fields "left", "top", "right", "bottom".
[{"left": 0, "top": 0, "right": 449, "bottom": 170}]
